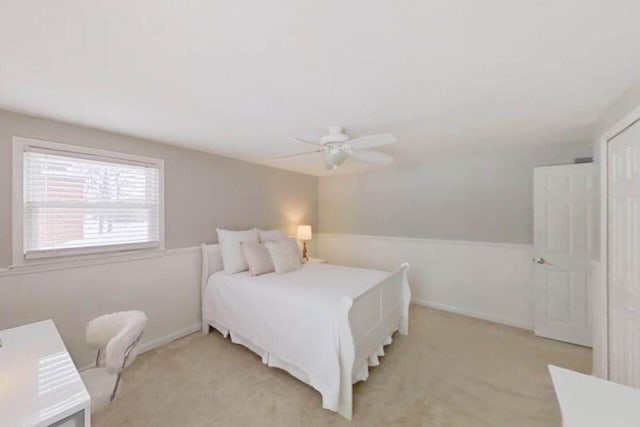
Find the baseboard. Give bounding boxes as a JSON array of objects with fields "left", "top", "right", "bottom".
[
  {"left": 412, "top": 298, "right": 533, "bottom": 331},
  {"left": 79, "top": 323, "right": 200, "bottom": 372},
  {"left": 137, "top": 323, "right": 201, "bottom": 354}
]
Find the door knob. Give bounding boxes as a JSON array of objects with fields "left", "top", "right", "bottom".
[{"left": 532, "top": 257, "right": 547, "bottom": 264}]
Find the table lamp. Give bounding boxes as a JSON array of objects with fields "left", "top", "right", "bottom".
[{"left": 296, "top": 225, "right": 312, "bottom": 261}]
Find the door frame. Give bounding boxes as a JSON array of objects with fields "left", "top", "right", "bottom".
[{"left": 598, "top": 103, "right": 640, "bottom": 380}]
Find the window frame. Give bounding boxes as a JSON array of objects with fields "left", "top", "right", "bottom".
[{"left": 12, "top": 136, "right": 165, "bottom": 266}]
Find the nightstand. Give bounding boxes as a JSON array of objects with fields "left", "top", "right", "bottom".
[{"left": 306, "top": 257, "right": 326, "bottom": 263}]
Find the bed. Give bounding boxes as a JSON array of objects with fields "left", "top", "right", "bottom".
[{"left": 200, "top": 244, "right": 410, "bottom": 420}]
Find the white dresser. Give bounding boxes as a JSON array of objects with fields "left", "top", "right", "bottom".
[
  {"left": 0, "top": 320, "right": 91, "bottom": 427},
  {"left": 550, "top": 365, "right": 640, "bottom": 427}
]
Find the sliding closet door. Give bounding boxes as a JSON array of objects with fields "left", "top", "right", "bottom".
[{"left": 608, "top": 119, "right": 640, "bottom": 387}]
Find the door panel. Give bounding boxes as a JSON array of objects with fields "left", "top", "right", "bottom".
[
  {"left": 534, "top": 163, "right": 595, "bottom": 346},
  {"left": 546, "top": 271, "right": 571, "bottom": 322},
  {"left": 608, "top": 119, "right": 640, "bottom": 387},
  {"left": 546, "top": 204, "right": 571, "bottom": 253}
]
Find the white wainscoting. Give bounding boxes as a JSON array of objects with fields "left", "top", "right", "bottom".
[
  {"left": 0, "top": 234, "right": 537, "bottom": 370},
  {"left": 589, "top": 260, "right": 606, "bottom": 378},
  {"left": 0, "top": 247, "right": 202, "bottom": 369},
  {"left": 316, "top": 233, "right": 535, "bottom": 330}
]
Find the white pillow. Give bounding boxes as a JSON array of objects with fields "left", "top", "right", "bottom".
[
  {"left": 259, "top": 228, "right": 288, "bottom": 243},
  {"left": 217, "top": 228, "right": 260, "bottom": 274},
  {"left": 264, "top": 238, "right": 302, "bottom": 274},
  {"left": 241, "top": 242, "right": 274, "bottom": 276}
]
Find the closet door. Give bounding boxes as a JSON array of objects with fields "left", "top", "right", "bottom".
[{"left": 608, "top": 118, "right": 640, "bottom": 386}]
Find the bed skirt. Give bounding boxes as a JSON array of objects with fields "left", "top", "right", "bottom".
[{"left": 206, "top": 318, "right": 395, "bottom": 412}]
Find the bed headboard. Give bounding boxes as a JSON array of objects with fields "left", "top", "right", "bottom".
[{"left": 201, "top": 243, "right": 223, "bottom": 297}]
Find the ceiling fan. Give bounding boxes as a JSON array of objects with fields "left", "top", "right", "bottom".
[{"left": 274, "top": 126, "right": 397, "bottom": 170}]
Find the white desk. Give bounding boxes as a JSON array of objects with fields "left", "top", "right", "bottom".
[
  {"left": 550, "top": 365, "right": 640, "bottom": 427},
  {"left": 0, "top": 320, "right": 91, "bottom": 427}
]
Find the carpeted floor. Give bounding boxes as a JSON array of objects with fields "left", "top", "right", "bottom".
[{"left": 93, "top": 306, "right": 590, "bottom": 426}]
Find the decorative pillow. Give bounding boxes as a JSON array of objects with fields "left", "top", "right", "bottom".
[
  {"left": 264, "top": 238, "right": 302, "bottom": 274},
  {"left": 241, "top": 242, "right": 274, "bottom": 276},
  {"left": 217, "top": 228, "right": 259, "bottom": 274},
  {"left": 258, "top": 228, "right": 288, "bottom": 243}
]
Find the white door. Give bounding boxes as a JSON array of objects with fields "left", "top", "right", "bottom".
[
  {"left": 608, "top": 120, "right": 640, "bottom": 387},
  {"left": 533, "top": 163, "right": 595, "bottom": 346}
]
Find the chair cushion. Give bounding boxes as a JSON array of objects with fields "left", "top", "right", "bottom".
[
  {"left": 81, "top": 367, "right": 118, "bottom": 414},
  {"left": 86, "top": 310, "right": 147, "bottom": 355},
  {"left": 103, "top": 311, "right": 147, "bottom": 372},
  {"left": 86, "top": 316, "right": 122, "bottom": 350}
]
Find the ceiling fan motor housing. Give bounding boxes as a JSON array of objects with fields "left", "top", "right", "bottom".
[{"left": 321, "top": 125, "right": 349, "bottom": 145}]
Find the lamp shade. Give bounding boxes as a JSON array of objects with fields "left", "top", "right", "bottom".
[{"left": 296, "top": 225, "right": 312, "bottom": 241}]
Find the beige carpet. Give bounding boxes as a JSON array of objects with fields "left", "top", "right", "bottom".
[{"left": 94, "top": 306, "right": 590, "bottom": 426}]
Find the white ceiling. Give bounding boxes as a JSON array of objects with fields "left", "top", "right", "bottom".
[{"left": 1, "top": 1, "right": 640, "bottom": 176}]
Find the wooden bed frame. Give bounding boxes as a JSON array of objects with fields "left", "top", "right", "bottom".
[{"left": 200, "top": 243, "right": 411, "bottom": 420}]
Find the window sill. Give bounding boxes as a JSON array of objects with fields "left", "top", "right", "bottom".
[
  {"left": 0, "top": 246, "right": 197, "bottom": 277},
  {"left": 24, "top": 242, "right": 162, "bottom": 261}
]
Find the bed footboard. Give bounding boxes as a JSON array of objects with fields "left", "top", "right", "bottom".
[{"left": 336, "top": 263, "right": 411, "bottom": 420}]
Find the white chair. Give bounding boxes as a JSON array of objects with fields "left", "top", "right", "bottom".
[{"left": 80, "top": 310, "right": 147, "bottom": 413}]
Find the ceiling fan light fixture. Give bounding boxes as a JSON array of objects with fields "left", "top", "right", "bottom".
[{"left": 325, "top": 149, "right": 347, "bottom": 169}]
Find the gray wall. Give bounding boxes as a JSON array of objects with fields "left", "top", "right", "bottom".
[
  {"left": 594, "top": 79, "right": 640, "bottom": 137},
  {"left": 0, "top": 109, "right": 318, "bottom": 268},
  {"left": 319, "top": 142, "right": 591, "bottom": 244}
]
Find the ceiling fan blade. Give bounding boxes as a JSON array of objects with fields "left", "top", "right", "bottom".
[
  {"left": 272, "top": 149, "right": 325, "bottom": 160},
  {"left": 348, "top": 133, "right": 397, "bottom": 149},
  {"left": 289, "top": 137, "right": 324, "bottom": 147},
  {"left": 349, "top": 149, "right": 394, "bottom": 165}
]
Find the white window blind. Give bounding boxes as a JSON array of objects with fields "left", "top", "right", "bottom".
[{"left": 22, "top": 146, "right": 161, "bottom": 258}]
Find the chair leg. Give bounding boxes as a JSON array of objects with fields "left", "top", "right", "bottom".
[
  {"left": 110, "top": 332, "right": 143, "bottom": 401},
  {"left": 95, "top": 350, "right": 101, "bottom": 367},
  {"left": 111, "top": 372, "right": 122, "bottom": 401}
]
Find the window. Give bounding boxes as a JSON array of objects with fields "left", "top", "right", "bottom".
[{"left": 12, "top": 137, "right": 164, "bottom": 264}]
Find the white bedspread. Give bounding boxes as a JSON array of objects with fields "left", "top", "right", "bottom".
[{"left": 203, "top": 262, "right": 391, "bottom": 411}]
